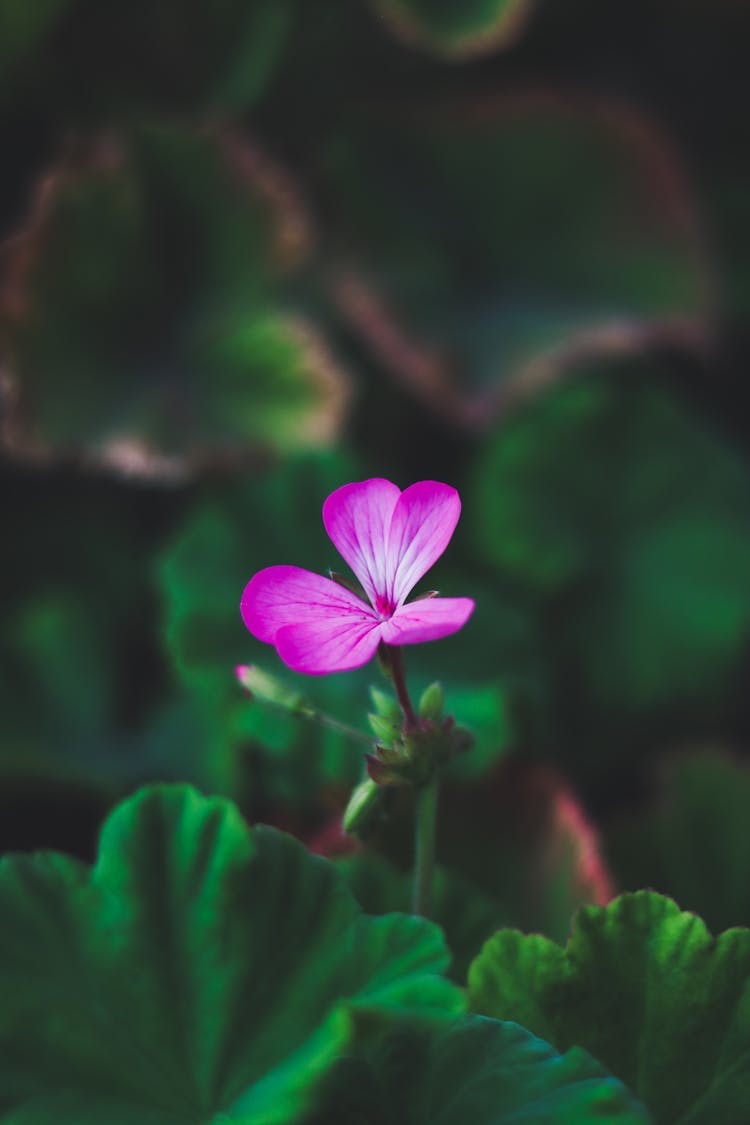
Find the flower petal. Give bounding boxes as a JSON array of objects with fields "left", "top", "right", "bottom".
[
  {"left": 276, "top": 616, "right": 383, "bottom": 674},
  {"left": 322, "top": 478, "right": 401, "bottom": 606},
  {"left": 386, "top": 481, "right": 462, "bottom": 605},
  {"left": 241, "top": 565, "right": 375, "bottom": 644},
  {"left": 379, "top": 596, "right": 475, "bottom": 645}
]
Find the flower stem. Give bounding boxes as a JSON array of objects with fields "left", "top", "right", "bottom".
[
  {"left": 251, "top": 695, "right": 374, "bottom": 747},
  {"left": 307, "top": 710, "right": 376, "bottom": 747},
  {"left": 384, "top": 644, "right": 418, "bottom": 728},
  {"left": 412, "top": 777, "right": 438, "bottom": 917}
]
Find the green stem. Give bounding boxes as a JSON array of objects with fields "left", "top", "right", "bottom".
[
  {"left": 305, "top": 709, "right": 375, "bottom": 747},
  {"left": 260, "top": 697, "right": 374, "bottom": 747},
  {"left": 412, "top": 777, "right": 438, "bottom": 917}
]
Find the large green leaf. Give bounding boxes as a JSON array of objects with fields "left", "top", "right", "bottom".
[
  {"left": 490, "top": 0, "right": 750, "bottom": 325},
  {"left": 470, "top": 372, "right": 750, "bottom": 778},
  {"left": 469, "top": 891, "right": 750, "bottom": 1123},
  {"left": 338, "top": 851, "right": 505, "bottom": 983},
  {"left": 0, "top": 124, "right": 349, "bottom": 476},
  {"left": 369, "top": 0, "right": 534, "bottom": 57},
  {"left": 607, "top": 750, "right": 750, "bottom": 936},
  {"left": 319, "top": 95, "right": 710, "bottom": 428},
  {"left": 310, "top": 1015, "right": 649, "bottom": 1123},
  {"left": 0, "top": 784, "right": 462, "bottom": 1124},
  {"left": 472, "top": 372, "right": 750, "bottom": 600}
]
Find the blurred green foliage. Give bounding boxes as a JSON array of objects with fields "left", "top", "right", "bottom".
[
  {"left": 316, "top": 97, "right": 709, "bottom": 428},
  {"left": 2, "top": 1, "right": 750, "bottom": 1119},
  {"left": 340, "top": 757, "right": 614, "bottom": 979},
  {"left": 1, "top": 0, "right": 750, "bottom": 1038},
  {"left": 1, "top": 122, "right": 346, "bottom": 470},
  {"left": 607, "top": 751, "right": 750, "bottom": 935},
  {"left": 472, "top": 370, "right": 750, "bottom": 790},
  {"left": 367, "top": 0, "right": 535, "bottom": 59}
]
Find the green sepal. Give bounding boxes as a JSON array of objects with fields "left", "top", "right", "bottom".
[
  {"left": 366, "top": 753, "right": 416, "bottom": 788},
  {"left": 365, "top": 720, "right": 476, "bottom": 790},
  {"left": 410, "top": 720, "right": 475, "bottom": 770}
]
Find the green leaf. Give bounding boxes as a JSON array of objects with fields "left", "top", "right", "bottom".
[
  {"left": 0, "top": 784, "right": 462, "bottom": 1124},
  {"left": 340, "top": 850, "right": 504, "bottom": 983},
  {"left": 3, "top": 592, "right": 114, "bottom": 747},
  {"left": 471, "top": 373, "right": 750, "bottom": 773},
  {"left": 162, "top": 453, "right": 357, "bottom": 692},
  {"left": 607, "top": 750, "right": 750, "bottom": 936},
  {"left": 320, "top": 98, "right": 710, "bottom": 427},
  {"left": 1, "top": 124, "right": 349, "bottom": 476},
  {"left": 311, "top": 1015, "right": 649, "bottom": 1123},
  {"left": 469, "top": 891, "right": 750, "bottom": 1123},
  {"left": 369, "top": 0, "right": 534, "bottom": 57},
  {"left": 472, "top": 373, "right": 750, "bottom": 599}
]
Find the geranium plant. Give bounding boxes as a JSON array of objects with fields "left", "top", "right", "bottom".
[
  {"left": 1, "top": 472, "right": 750, "bottom": 1123},
  {"left": 239, "top": 477, "right": 477, "bottom": 916}
]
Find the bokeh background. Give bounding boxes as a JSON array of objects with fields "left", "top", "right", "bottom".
[{"left": 2, "top": 0, "right": 750, "bottom": 950}]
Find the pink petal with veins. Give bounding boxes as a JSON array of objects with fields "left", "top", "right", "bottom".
[
  {"left": 276, "top": 615, "right": 383, "bottom": 674},
  {"left": 379, "top": 596, "right": 475, "bottom": 645},
  {"left": 241, "top": 479, "right": 472, "bottom": 674},
  {"left": 241, "top": 565, "right": 376, "bottom": 644},
  {"left": 386, "top": 481, "right": 461, "bottom": 606},
  {"left": 322, "top": 478, "right": 401, "bottom": 606}
]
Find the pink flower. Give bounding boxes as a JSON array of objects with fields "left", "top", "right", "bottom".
[{"left": 241, "top": 478, "right": 475, "bottom": 674}]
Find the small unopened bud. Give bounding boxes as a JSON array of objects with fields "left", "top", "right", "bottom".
[
  {"left": 343, "top": 777, "right": 390, "bottom": 837},
  {"left": 418, "top": 681, "right": 444, "bottom": 721},
  {"left": 235, "top": 665, "right": 309, "bottom": 715},
  {"left": 369, "top": 686, "right": 401, "bottom": 723},
  {"left": 367, "top": 712, "right": 399, "bottom": 743}
]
